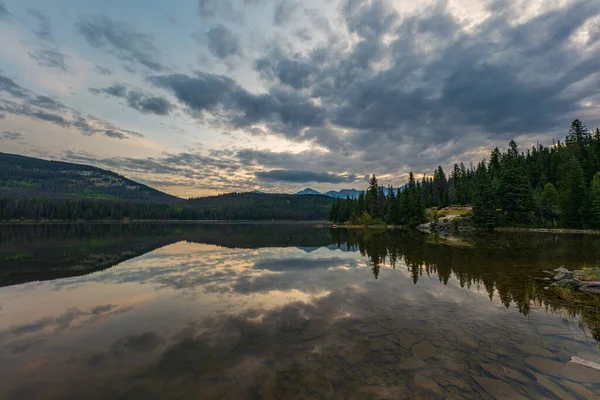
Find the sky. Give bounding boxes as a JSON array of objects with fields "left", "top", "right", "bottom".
[{"left": 0, "top": 0, "right": 599, "bottom": 198}]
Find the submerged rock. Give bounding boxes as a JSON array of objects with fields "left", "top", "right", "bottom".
[{"left": 550, "top": 267, "right": 600, "bottom": 294}]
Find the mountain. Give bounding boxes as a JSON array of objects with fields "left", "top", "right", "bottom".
[
  {"left": 298, "top": 185, "right": 408, "bottom": 199},
  {"left": 295, "top": 188, "right": 323, "bottom": 196},
  {"left": 0, "top": 152, "right": 182, "bottom": 204},
  {"left": 324, "top": 189, "right": 362, "bottom": 199}
]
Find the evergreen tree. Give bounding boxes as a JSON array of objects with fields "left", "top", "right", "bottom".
[
  {"left": 588, "top": 172, "right": 600, "bottom": 229},
  {"left": 367, "top": 174, "right": 378, "bottom": 216},
  {"left": 498, "top": 140, "right": 534, "bottom": 224},
  {"left": 472, "top": 162, "right": 497, "bottom": 229},
  {"left": 560, "top": 157, "right": 586, "bottom": 227},
  {"left": 540, "top": 183, "right": 559, "bottom": 220}
]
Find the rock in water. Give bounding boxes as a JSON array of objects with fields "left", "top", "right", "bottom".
[
  {"left": 554, "top": 270, "right": 573, "bottom": 280},
  {"left": 569, "top": 356, "right": 600, "bottom": 371}
]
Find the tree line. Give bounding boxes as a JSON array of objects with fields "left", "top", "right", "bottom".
[
  {"left": 330, "top": 119, "right": 600, "bottom": 229},
  {"left": 0, "top": 193, "right": 333, "bottom": 221}
]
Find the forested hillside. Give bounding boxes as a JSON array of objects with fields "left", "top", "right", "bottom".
[
  {"left": 330, "top": 119, "right": 600, "bottom": 229},
  {"left": 0, "top": 153, "right": 333, "bottom": 221},
  {"left": 0, "top": 152, "right": 180, "bottom": 203}
]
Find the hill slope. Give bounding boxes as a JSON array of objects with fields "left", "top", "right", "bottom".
[{"left": 0, "top": 152, "right": 181, "bottom": 204}]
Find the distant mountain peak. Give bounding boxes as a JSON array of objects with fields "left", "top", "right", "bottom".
[{"left": 295, "top": 188, "right": 322, "bottom": 196}]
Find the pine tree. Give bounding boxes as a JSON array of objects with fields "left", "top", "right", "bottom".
[
  {"left": 472, "top": 162, "right": 497, "bottom": 229},
  {"left": 560, "top": 157, "right": 585, "bottom": 227},
  {"left": 367, "top": 174, "right": 378, "bottom": 216},
  {"left": 588, "top": 172, "right": 600, "bottom": 229},
  {"left": 498, "top": 140, "right": 534, "bottom": 224},
  {"left": 540, "top": 183, "right": 559, "bottom": 220}
]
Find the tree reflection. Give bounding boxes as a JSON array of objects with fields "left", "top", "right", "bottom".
[{"left": 330, "top": 228, "right": 600, "bottom": 342}]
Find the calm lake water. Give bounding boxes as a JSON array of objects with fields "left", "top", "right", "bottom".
[{"left": 1, "top": 223, "right": 600, "bottom": 399}]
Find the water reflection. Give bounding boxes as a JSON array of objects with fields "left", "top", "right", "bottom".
[{"left": 0, "top": 224, "right": 599, "bottom": 399}]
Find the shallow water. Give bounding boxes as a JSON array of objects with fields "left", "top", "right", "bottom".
[{"left": 0, "top": 223, "right": 599, "bottom": 399}]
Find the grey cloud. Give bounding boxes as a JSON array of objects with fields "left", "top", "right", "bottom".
[
  {"left": 76, "top": 15, "right": 166, "bottom": 71},
  {"left": 28, "top": 8, "right": 54, "bottom": 43},
  {"left": 242, "top": 0, "right": 600, "bottom": 177},
  {"left": 127, "top": 91, "right": 172, "bottom": 115},
  {"left": 29, "top": 49, "right": 70, "bottom": 72},
  {"left": 0, "top": 75, "right": 29, "bottom": 98},
  {"left": 149, "top": 71, "right": 325, "bottom": 138},
  {"left": 95, "top": 65, "right": 112, "bottom": 75},
  {"left": 255, "top": 169, "right": 358, "bottom": 184},
  {"left": 1, "top": 131, "right": 22, "bottom": 140},
  {"left": 31, "top": 110, "right": 69, "bottom": 126},
  {"left": 99, "top": 83, "right": 127, "bottom": 97},
  {"left": 0, "top": 1, "right": 8, "bottom": 20},
  {"left": 0, "top": 73, "right": 144, "bottom": 140},
  {"left": 255, "top": 50, "right": 317, "bottom": 89},
  {"left": 197, "top": 0, "right": 241, "bottom": 21},
  {"left": 206, "top": 24, "right": 243, "bottom": 59},
  {"left": 89, "top": 83, "right": 173, "bottom": 116},
  {"left": 28, "top": 95, "right": 65, "bottom": 110},
  {"left": 253, "top": 257, "right": 359, "bottom": 271},
  {"left": 104, "top": 130, "right": 127, "bottom": 139},
  {"left": 273, "top": 0, "right": 299, "bottom": 26}
]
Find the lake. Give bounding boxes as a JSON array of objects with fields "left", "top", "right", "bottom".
[{"left": 0, "top": 223, "right": 599, "bottom": 399}]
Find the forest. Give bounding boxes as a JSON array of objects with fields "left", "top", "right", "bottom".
[
  {"left": 330, "top": 119, "right": 600, "bottom": 229},
  {"left": 0, "top": 193, "right": 333, "bottom": 221}
]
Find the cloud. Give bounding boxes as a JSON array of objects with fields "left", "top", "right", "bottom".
[
  {"left": 28, "top": 95, "right": 66, "bottom": 110},
  {"left": 197, "top": 0, "right": 240, "bottom": 21},
  {"left": 0, "top": 1, "right": 8, "bottom": 20},
  {"left": 253, "top": 257, "right": 359, "bottom": 271},
  {"left": 206, "top": 24, "right": 243, "bottom": 59},
  {"left": 1, "top": 131, "right": 22, "bottom": 140},
  {"left": 149, "top": 71, "right": 326, "bottom": 137},
  {"left": 255, "top": 169, "right": 358, "bottom": 184},
  {"left": 0, "top": 73, "right": 144, "bottom": 140},
  {"left": 0, "top": 75, "right": 29, "bottom": 98},
  {"left": 273, "top": 0, "right": 299, "bottom": 26},
  {"left": 89, "top": 83, "right": 173, "bottom": 116},
  {"left": 76, "top": 15, "right": 166, "bottom": 71},
  {"left": 29, "top": 49, "right": 70, "bottom": 72},
  {"left": 95, "top": 65, "right": 112, "bottom": 75},
  {"left": 104, "top": 130, "right": 127, "bottom": 139},
  {"left": 28, "top": 8, "right": 54, "bottom": 43}
]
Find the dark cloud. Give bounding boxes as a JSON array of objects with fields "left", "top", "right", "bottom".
[
  {"left": 273, "top": 0, "right": 299, "bottom": 26},
  {"left": 76, "top": 15, "right": 166, "bottom": 71},
  {"left": 1, "top": 131, "right": 22, "bottom": 140},
  {"left": 255, "top": 169, "right": 358, "bottom": 184},
  {"left": 255, "top": 49, "right": 317, "bottom": 89},
  {"left": 29, "top": 49, "right": 70, "bottom": 72},
  {"left": 95, "top": 65, "right": 112, "bottom": 75},
  {"left": 243, "top": 0, "right": 600, "bottom": 177},
  {"left": 89, "top": 83, "right": 173, "bottom": 116},
  {"left": 149, "top": 72, "right": 326, "bottom": 137},
  {"left": 206, "top": 24, "right": 243, "bottom": 59}
]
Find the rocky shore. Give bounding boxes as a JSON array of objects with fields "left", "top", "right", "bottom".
[
  {"left": 551, "top": 267, "right": 600, "bottom": 294},
  {"left": 417, "top": 215, "right": 474, "bottom": 234}
]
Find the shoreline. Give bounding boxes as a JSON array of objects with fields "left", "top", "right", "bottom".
[{"left": 0, "top": 219, "right": 330, "bottom": 226}]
